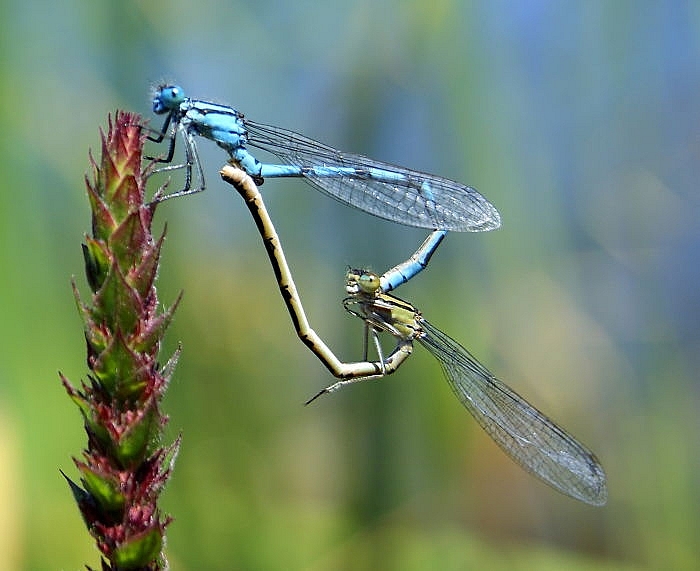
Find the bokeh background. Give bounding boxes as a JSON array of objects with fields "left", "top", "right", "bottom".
[{"left": 1, "top": 1, "right": 698, "bottom": 569}]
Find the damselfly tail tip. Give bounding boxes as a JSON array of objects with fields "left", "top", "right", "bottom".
[{"left": 304, "top": 389, "right": 328, "bottom": 406}]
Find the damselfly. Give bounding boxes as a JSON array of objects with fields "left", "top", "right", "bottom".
[
  {"left": 149, "top": 85, "right": 501, "bottom": 232},
  {"left": 220, "top": 165, "right": 606, "bottom": 505},
  {"left": 321, "top": 268, "right": 607, "bottom": 505}
]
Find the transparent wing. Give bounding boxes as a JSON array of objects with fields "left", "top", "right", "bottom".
[
  {"left": 244, "top": 120, "right": 501, "bottom": 232},
  {"left": 418, "top": 318, "right": 607, "bottom": 505}
]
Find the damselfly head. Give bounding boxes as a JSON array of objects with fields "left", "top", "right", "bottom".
[
  {"left": 346, "top": 269, "right": 380, "bottom": 296},
  {"left": 152, "top": 84, "right": 186, "bottom": 114}
]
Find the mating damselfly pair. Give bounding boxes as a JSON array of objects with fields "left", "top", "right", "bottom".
[{"left": 146, "top": 85, "right": 607, "bottom": 505}]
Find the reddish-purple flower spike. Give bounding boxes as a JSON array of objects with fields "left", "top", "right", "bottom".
[{"left": 61, "top": 111, "right": 180, "bottom": 571}]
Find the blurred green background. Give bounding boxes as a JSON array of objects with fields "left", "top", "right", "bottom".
[{"left": 1, "top": 1, "right": 698, "bottom": 569}]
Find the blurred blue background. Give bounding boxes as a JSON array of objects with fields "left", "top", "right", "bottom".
[{"left": 1, "top": 1, "right": 698, "bottom": 569}]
